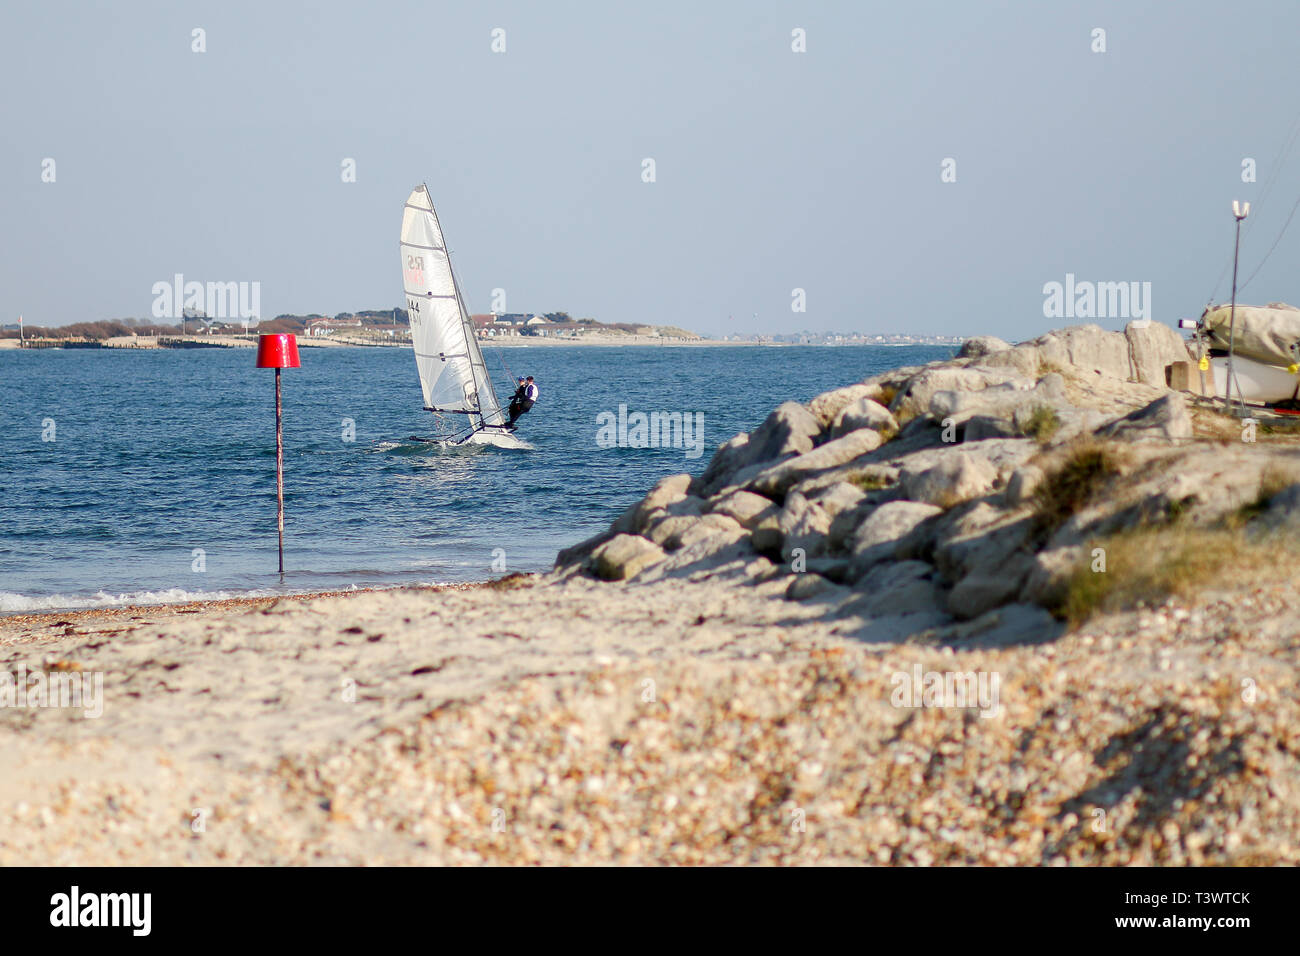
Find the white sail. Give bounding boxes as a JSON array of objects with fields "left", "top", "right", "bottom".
[{"left": 400, "top": 185, "right": 505, "bottom": 427}]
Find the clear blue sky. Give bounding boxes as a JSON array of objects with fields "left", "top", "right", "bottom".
[{"left": 4, "top": 0, "right": 1300, "bottom": 338}]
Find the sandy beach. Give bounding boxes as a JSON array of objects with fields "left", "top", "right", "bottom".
[{"left": 2, "top": 564, "right": 1295, "bottom": 865}]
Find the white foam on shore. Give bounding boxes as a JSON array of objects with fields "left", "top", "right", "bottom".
[
  {"left": 0, "top": 580, "right": 464, "bottom": 616},
  {"left": 0, "top": 587, "right": 284, "bottom": 615}
]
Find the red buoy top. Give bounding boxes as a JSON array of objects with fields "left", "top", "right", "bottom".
[{"left": 256, "top": 333, "right": 301, "bottom": 369}]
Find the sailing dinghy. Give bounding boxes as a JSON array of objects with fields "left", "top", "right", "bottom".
[
  {"left": 399, "top": 184, "right": 527, "bottom": 447},
  {"left": 1194, "top": 304, "right": 1300, "bottom": 405}
]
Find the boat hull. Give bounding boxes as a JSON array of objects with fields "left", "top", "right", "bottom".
[{"left": 1210, "top": 355, "right": 1300, "bottom": 404}]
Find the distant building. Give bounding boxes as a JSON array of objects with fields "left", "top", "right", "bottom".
[
  {"left": 207, "top": 318, "right": 257, "bottom": 333},
  {"left": 307, "top": 317, "right": 362, "bottom": 336}
]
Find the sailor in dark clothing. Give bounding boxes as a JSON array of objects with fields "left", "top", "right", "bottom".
[
  {"left": 508, "top": 376, "right": 538, "bottom": 425},
  {"left": 507, "top": 377, "right": 527, "bottom": 420}
]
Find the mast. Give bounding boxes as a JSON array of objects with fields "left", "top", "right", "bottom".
[
  {"left": 452, "top": 265, "right": 502, "bottom": 427},
  {"left": 425, "top": 189, "right": 502, "bottom": 429}
]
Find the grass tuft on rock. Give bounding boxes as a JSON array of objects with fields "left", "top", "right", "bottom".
[
  {"left": 1032, "top": 442, "right": 1123, "bottom": 538},
  {"left": 1053, "top": 526, "right": 1293, "bottom": 625},
  {"left": 848, "top": 470, "right": 893, "bottom": 492},
  {"left": 1021, "top": 405, "right": 1062, "bottom": 444}
]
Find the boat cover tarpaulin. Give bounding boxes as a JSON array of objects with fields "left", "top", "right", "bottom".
[{"left": 1203, "top": 303, "right": 1300, "bottom": 368}]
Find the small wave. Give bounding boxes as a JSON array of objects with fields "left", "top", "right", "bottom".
[
  {"left": 0, "top": 586, "right": 284, "bottom": 615},
  {"left": 0, "top": 579, "right": 467, "bottom": 616},
  {"left": 369, "top": 435, "right": 534, "bottom": 453}
]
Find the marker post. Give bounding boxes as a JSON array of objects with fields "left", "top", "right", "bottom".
[{"left": 255, "top": 333, "right": 301, "bottom": 575}]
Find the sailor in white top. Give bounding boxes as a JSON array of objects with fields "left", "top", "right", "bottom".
[{"left": 508, "top": 376, "right": 539, "bottom": 425}]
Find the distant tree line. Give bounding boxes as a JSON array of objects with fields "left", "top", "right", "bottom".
[
  {"left": 0, "top": 318, "right": 181, "bottom": 339},
  {"left": 3, "top": 308, "right": 603, "bottom": 338}
]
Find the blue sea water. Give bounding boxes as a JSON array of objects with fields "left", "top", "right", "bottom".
[{"left": 0, "top": 343, "right": 953, "bottom": 612}]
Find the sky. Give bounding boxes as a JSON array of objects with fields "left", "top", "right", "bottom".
[{"left": 4, "top": 0, "right": 1300, "bottom": 339}]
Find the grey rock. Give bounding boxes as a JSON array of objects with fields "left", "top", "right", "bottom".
[
  {"left": 901, "top": 455, "right": 998, "bottom": 508},
  {"left": 891, "top": 365, "right": 1028, "bottom": 421},
  {"left": 720, "top": 460, "right": 772, "bottom": 495},
  {"left": 805, "top": 556, "right": 851, "bottom": 582},
  {"left": 849, "top": 500, "right": 943, "bottom": 571},
  {"left": 1032, "top": 324, "right": 1132, "bottom": 381},
  {"left": 1005, "top": 465, "right": 1044, "bottom": 507},
  {"left": 694, "top": 433, "right": 750, "bottom": 497},
  {"left": 807, "top": 384, "right": 880, "bottom": 428},
  {"left": 841, "top": 610, "right": 953, "bottom": 644},
  {"left": 830, "top": 397, "right": 898, "bottom": 440},
  {"left": 826, "top": 494, "right": 888, "bottom": 552},
  {"left": 808, "top": 481, "right": 867, "bottom": 518},
  {"left": 1266, "top": 482, "right": 1300, "bottom": 524},
  {"left": 850, "top": 560, "right": 944, "bottom": 616},
  {"left": 938, "top": 602, "right": 1064, "bottom": 648},
  {"left": 787, "top": 460, "right": 899, "bottom": 499},
  {"left": 964, "top": 416, "right": 1021, "bottom": 441},
  {"left": 635, "top": 495, "right": 705, "bottom": 533},
  {"left": 928, "top": 373, "right": 1063, "bottom": 429},
  {"left": 648, "top": 534, "right": 755, "bottom": 582},
  {"left": 861, "top": 364, "right": 926, "bottom": 388},
  {"left": 609, "top": 501, "right": 641, "bottom": 535},
  {"left": 745, "top": 401, "right": 823, "bottom": 466},
  {"left": 641, "top": 473, "right": 691, "bottom": 511},
  {"left": 855, "top": 559, "right": 936, "bottom": 593},
  {"left": 946, "top": 552, "right": 1036, "bottom": 620},
  {"left": 1126, "top": 320, "right": 1190, "bottom": 387},
  {"left": 555, "top": 529, "right": 616, "bottom": 569},
  {"left": 750, "top": 512, "right": 785, "bottom": 555},
  {"left": 933, "top": 506, "right": 1033, "bottom": 580},
  {"left": 708, "top": 489, "right": 778, "bottom": 528},
  {"left": 981, "top": 343, "right": 1047, "bottom": 379},
  {"left": 749, "top": 428, "right": 884, "bottom": 497},
  {"left": 643, "top": 514, "right": 701, "bottom": 551},
  {"left": 785, "top": 573, "right": 835, "bottom": 601},
  {"left": 777, "top": 491, "right": 831, "bottom": 562},
  {"left": 676, "top": 514, "right": 745, "bottom": 551},
  {"left": 958, "top": 336, "right": 1012, "bottom": 359},
  {"left": 590, "top": 534, "right": 665, "bottom": 581},
  {"left": 1019, "top": 545, "right": 1086, "bottom": 607},
  {"left": 695, "top": 402, "right": 823, "bottom": 497},
  {"left": 1096, "top": 393, "right": 1192, "bottom": 443}
]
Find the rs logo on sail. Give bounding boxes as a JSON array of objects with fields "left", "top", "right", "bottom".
[{"left": 404, "top": 255, "right": 426, "bottom": 287}]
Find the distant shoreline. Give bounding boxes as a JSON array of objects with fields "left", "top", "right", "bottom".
[{"left": 1, "top": 335, "right": 958, "bottom": 351}]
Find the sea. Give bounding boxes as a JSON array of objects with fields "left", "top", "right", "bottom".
[{"left": 0, "top": 343, "right": 953, "bottom": 613}]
